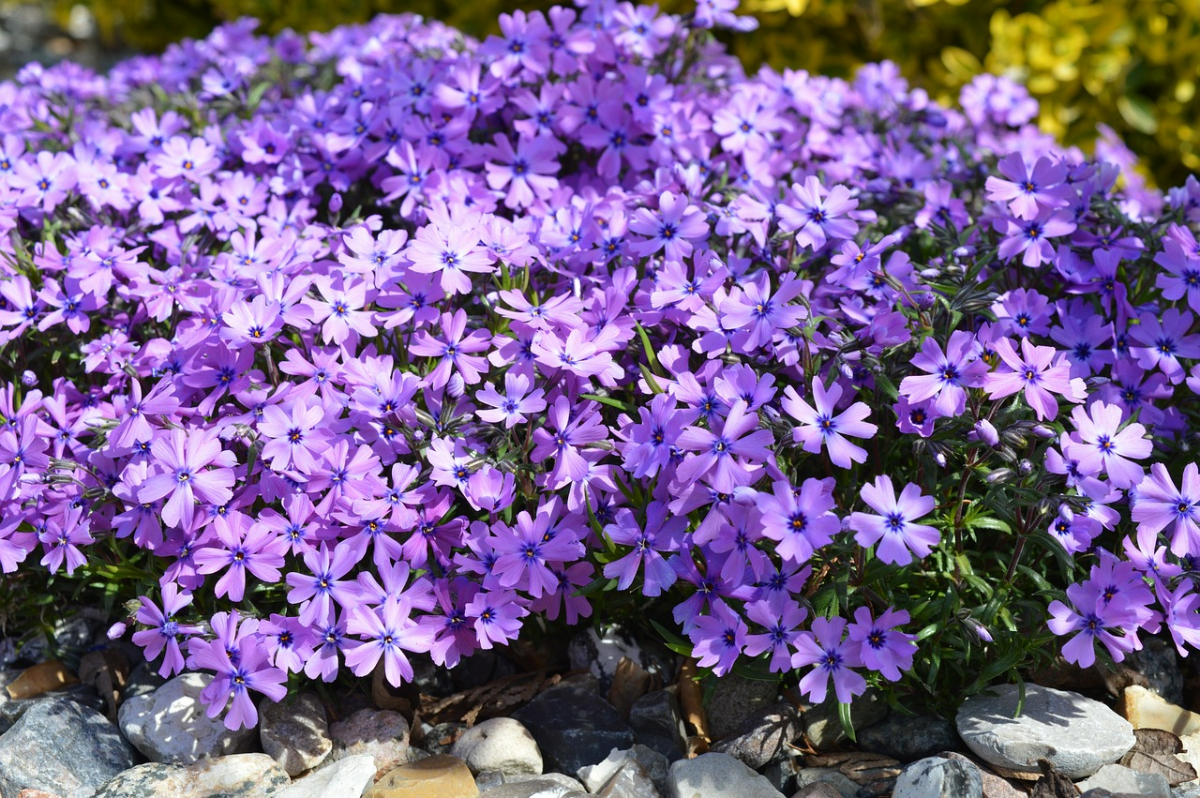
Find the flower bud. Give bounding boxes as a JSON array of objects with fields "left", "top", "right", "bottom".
[
  {"left": 953, "top": 246, "right": 976, "bottom": 259},
  {"left": 934, "top": 451, "right": 947, "bottom": 468},
  {"left": 1018, "top": 459, "right": 1033, "bottom": 475},
  {"left": 974, "top": 419, "right": 1000, "bottom": 448},
  {"left": 329, "top": 192, "right": 344, "bottom": 213},
  {"left": 20, "top": 370, "right": 36, "bottom": 387},
  {"left": 1031, "top": 425, "right": 1056, "bottom": 439},
  {"left": 447, "top": 373, "right": 465, "bottom": 399},
  {"left": 985, "top": 468, "right": 1013, "bottom": 484},
  {"left": 106, "top": 621, "right": 127, "bottom": 640}
]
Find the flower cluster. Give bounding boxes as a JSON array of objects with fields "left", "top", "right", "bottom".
[{"left": 2, "top": 0, "right": 1199, "bottom": 731}]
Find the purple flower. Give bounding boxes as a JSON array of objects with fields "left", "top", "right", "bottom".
[
  {"left": 898, "top": 330, "right": 988, "bottom": 417},
  {"left": 465, "top": 589, "right": 527, "bottom": 650},
  {"left": 846, "top": 606, "right": 916, "bottom": 681},
  {"left": 190, "top": 621, "right": 287, "bottom": 730},
  {"left": 138, "top": 428, "right": 237, "bottom": 530},
  {"left": 484, "top": 134, "right": 563, "bottom": 210},
  {"left": 603, "top": 501, "right": 686, "bottom": 596},
  {"left": 1065, "top": 401, "right": 1151, "bottom": 489},
  {"left": 629, "top": 191, "right": 709, "bottom": 263},
  {"left": 760, "top": 478, "right": 839, "bottom": 565},
  {"left": 985, "top": 153, "right": 1073, "bottom": 220},
  {"left": 345, "top": 597, "right": 437, "bottom": 687},
  {"left": 193, "top": 512, "right": 288, "bottom": 602},
  {"left": 491, "top": 512, "right": 584, "bottom": 598},
  {"left": 1133, "top": 463, "right": 1200, "bottom": 556},
  {"left": 718, "top": 273, "right": 808, "bottom": 353},
  {"left": 676, "top": 400, "right": 775, "bottom": 492},
  {"left": 1047, "top": 581, "right": 1143, "bottom": 668},
  {"left": 849, "top": 475, "right": 940, "bottom": 565},
  {"left": 777, "top": 176, "right": 860, "bottom": 251},
  {"left": 782, "top": 377, "right": 876, "bottom": 468},
  {"left": 133, "top": 583, "right": 202, "bottom": 678},
  {"left": 689, "top": 600, "right": 747, "bottom": 676},
  {"left": 792, "top": 616, "right": 867, "bottom": 704},
  {"left": 1130, "top": 308, "right": 1200, "bottom": 384},
  {"left": 996, "top": 209, "right": 1076, "bottom": 268},
  {"left": 983, "top": 337, "right": 1084, "bottom": 421},
  {"left": 744, "top": 598, "right": 806, "bottom": 672}
]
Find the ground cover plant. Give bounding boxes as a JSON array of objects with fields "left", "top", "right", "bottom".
[{"left": 2, "top": 0, "right": 1199, "bottom": 736}]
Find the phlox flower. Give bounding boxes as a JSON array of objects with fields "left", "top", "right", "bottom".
[
  {"left": 1154, "top": 238, "right": 1200, "bottom": 314},
  {"left": 629, "top": 191, "right": 709, "bottom": 263},
  {"left": 603, "top": 502, "right": 685, "bottom": 596},
  {"left": 676, "top": 400, "right": 775, "bottom": 492},
  {"left": 410, "top": 309, "right": 491, "bottom": 389},
  {"left": 285, "top": 542, "right": 363, "bottom": 627},
  {"left": 1132, "top": 463, "right": 1200, "bottom": 556},
  {"left": 406, "top": 219, "right": 496, "bottom": 296},
  {"left": 133, "top": 583, "right": 202, "bottom": 678},
  {"left": 1130, "top": 308, "right": 1200, "bottom": 385},
  {"left": 718, "top": 273, "right": 808, "bottom": 353},
  {"left": 849, "top": 475, "right": 940, "bottom": 565},
  {"left": 483, "top": 134, "right": 563, "bottom": 210},
  {"left": 846, "top": 606, "right": 916, "bottom": 681},
  {"left": 221, "top": 295, "right": 283, "bottom": 346},
  {"left": 1064, "top": 401, "right": 1151, "bottom": 489},
  {"left": 782, "top": 377, "right": 876, "bottom": 468},
  {"left": 1047, "top": 581, "right": 1144, "bottom": 668},
  {"left": 898, "top": 330, "right": 988, "bottom": 417},
  {"left": 760, "top": 478, "right": 839, "bottom": 565},
  {"left": 193, "top": 512, "right": 288, "bottom": 602},
  {"left": 491, "top": 512, "right": 584, "bottom": 598},
  {"left": 307, "top": 274, "right": 377, "bottom": 346},
  {"left": 689, "top": 600, "right": 747, "bottom": 676},
  {"left": 792, "top": 616, "right": 867, "bottom": 704},
  {"left": 345, "top": 597, "right": 437, "bottom": 687},
  {"left": 190, "top": 625, "right": 287, "bottom": 731},
  {"left": 465, "top": 589, "right": 527, "bottom": 650},
  {"left": 982, "top": 337, "right": 1084, "bottom": 421},
  {"left": 258, "top": 395, "right": 332, "bottom": 474},
  {"left": 996, "top": 209, "right": 1076, "bottom": 268},
  {"left": 777, "top": 176, "right": 859, "bottom": 251},
  {"left": 985, "top": 153, "right": 1073, "bottom": 220},
  {"left": 621, "top": 393, "right": 685, "bottom": 479},
  {"left": 138, "top": 428, "right": 237, "bottom": 530},
  {"left": 744, "top": 599, "right": 807, "bottom": 673},
  {"left": 38, "top": 506, "right": 93, "bottom": 576}
]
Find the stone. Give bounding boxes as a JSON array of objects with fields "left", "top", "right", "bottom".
[
  {"left": 761, "top": 755, "right": 801, "bottom": 795},
  {"left": 665, "top": 752, "right": 785, "bottom": 798},
  {"left": 121, "top": 661, "right": 167, "bottom": 702},
  {"left": 956, "top": 683, "right": 1135, "bottom": 779},
  {"left": 477, "top": 781, "right": 585, "bottom": 798},
  {"left": 1079, "top": 791, "right": 1115, "bottom": 798},
  {"left": 712, "top": 702, "right": 803, "bottom": 770},
  {"left": 118, "top": 672, "right": 255, "bottom": 764},
  {"left": 891, "top": 756, "right": 983, "bottom": 798},
  {"left": 93, "top": 754, "right": 291, "bottom": 797},
  {"left": 367, "top": 754, "right": 478, "bottom": 797},
  {"left": 1124, "top": 685, "right": 1200, "bottom": 736},
  {"left": 858, "top": 713, "right": 961, "bottom": 762},
  {"left": 595, "top": 759, "right": 662, "bottom": 798},
  {"left": 629, "top": 689, "right": 687, "bottom": 761},
  {"left": 937, "top": 751, "right": 1026, "bottom": 798},
  {"left": 0, "top": 680, "right": 105, "bottom": 735},
  {"left": 0, "top": 698, "right": 135, "bottom": 797},
  {"left": 577, "top": 746, "right": 669, "bottom": 793},
  {"left": 259, "top": 691, "right": 332, "bottom": 776},
  {"left": 511, "top": 681, "right": 634, "bottom": 775},
  {"left": 1125, "top": 637, "right": 1185, "bottom": 705},
  {"left": 423, "top": 722, "right": 469, "bottom": 756},
  {"left": 1176, "top": 730, "right": 1200, "bottom": 781},
  {"left": 451, "top": 718, "right": 542, "bottom": 777},
  {"left": 329, "top": 708, "right": 412, "bottom": 778},
  {"left": 1077, "top": 763, "right": 1172, "bottom": 796},
  {"left": 789, "top": 786, "right": 842, "bottom": 798},
  {"left": 275, "top": 754, "right": 377, "bottom": 798},
  {"left": 792, "top": 768, "right": 857, "bottom": 798},
  {"left": 1175, "top": 783, "right": 1200, "bottom": 798},
  {"left": 704, "top": 674, "right": 781, "bottom": 741},
  {"left": 802, "top": 689, "right": 889, "bottom": 749},
  {"left": 410, "top": 653, "right": 455, "bottom": 699},
  {"left": 475, "top": 773, "right": 584, "bottom": 793},
  {"left": 568, "top": 626, "right": 675, "bottom": 696},
  {"left": 453, "top": 650, "right": 520, "bottom": 692}
]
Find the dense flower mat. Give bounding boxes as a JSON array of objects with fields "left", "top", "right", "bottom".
[{"left": 1, "top": 0, "right": 1198, "bottom": 732}]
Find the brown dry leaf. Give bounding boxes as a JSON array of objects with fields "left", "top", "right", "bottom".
[
  {"left": 1119, "top": 728, "right": 1197, "bottom": 786},
  {"left": 608, "top": 657, "right": 652, "bottom": 721},
  {"left": 1096, "top": 661, "right": 1150, "bottom": 699},
  {"left": 838, "top": 754, "right": 903, "bottom": 784},
  {"left": 677, "top": 659, "right": 709, "bottom": 750},
  {"left": 6, "top": 661, "right": 78, "bottom": 700},
  {"left": 420, "top": 671, "right": 560, "bottom": 726},
  {"left": 78, "top": 650, "right": 129, "bottom": 723},
  {"left": 1029, "top": 758, "right": 1078, "bottom": 798}
]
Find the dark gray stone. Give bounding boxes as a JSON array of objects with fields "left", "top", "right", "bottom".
[
  {"left": 259, "top": 691, "right": 331, "bottom": 776},
  {"left": 705, "top": 674, "right": 781, "bottom": 740},
  {"left": 791, "top": 785, "right": 843, "bottom": 798},
  {"left": 802, "top": 689, "right": 888, "bottom": 749},
  {"left": 122, "top": 660, "right": 167, "bottom": 701},
  {"left": 511, "top": 681, "right": 634, "bottom": 775},
  {"left": 0, "top": 697, "right": 135, "bottom": 796},
  {"left": 410, "top": 653, "right": 455, "bottom": 698},
  {"left": 568, "top": 625, "right": 676, "bottom": 696},
  {"left": 711, "top": 702, "right": 802, "bottom": 770},
  {"left": 858, "top": 712, "right": 961, "bottom": 762},
  {"left": 892, "top": 756, "right": 983, "bottom": 798},
  {"left": 479, "top": 778, "right": 588, "bottom": 798},
  {"left": 1125, "top": 637, "right": 1184, "bottom": 705},
  {"left": 454, "top": 649, "right": 520, "bottom": 691},
  {"left": 421, "top": 722, "right": 469, "bottom": 756},
  {"left": 0, "top": 672, "right": 105, "bottom": 735},
  {"left": 629, "top": 689, "right": 687, "bottom": 761},
  {"left": 761, "top": 755, "right": 801, "bottom": 794}
]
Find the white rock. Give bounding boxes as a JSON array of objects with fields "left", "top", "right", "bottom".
[
  {"left": 665, "top": 752, "right": 784, "bottom": 798},
  {"left": 892, "top": 756, "right": 983, "bottom": 798},
  {"left": 956, "top": 684, "right": 1134, "bottom": 779},
  {"left": 118, "top": 673, "right": 255, "bottom": 764},
  {"left": 1123, "top": 685, "right": 1200, "bottom": 736},
  {"left": 451, "top": 717, "right": 543, "bottom": 776},
  {"left": 1076, "top": 762, "right": 1171, "bottom": 796},
  {"left": 275, "top": 754, "right": 376, "bottom": 798},
  {"left": 94, "top": 754, "right": 291, "bottom": 797},
  {"left": 259, "top": 692, "right": 332, "bottom": 776},
  {"left": 578, "top": 746, "right": 669, "bottom": 793}
]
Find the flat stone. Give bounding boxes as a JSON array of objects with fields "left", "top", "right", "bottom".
[
  {"left": 802, "top": 689, "right": 888, "bottom": 749},
  {"left": 595, "top": 759, "right": 662, "bottom": 798},
  {"left": 858, "top": 713, "right": 961, "bottom": 762},
  {"left": 892, "top": 756, "right": 983, "bottom": 798},
  {"left": 451, "top": 718, "right": 542, "bottom": 777},
  {"left": 511, "top": 681, "right": 634, "bottom": 775},
  {"left": 94, "top": 754, "right": 291, "bottom": 798},
  {"left": 665, "top": 752, "right": 785, "bottom": 798},
  {"left": 1077, "top": 763, "right": 1171, "bottom": 796},
  {"left": 577, "top": 746, "right": 669, "bottom": 793},
  {"left": 475, "top": 773, "right": 584, "bottom": 794},
  {"left": 937, "top": 751, "right": 1026, "bottom": 798},
  {"left": 0, "top": 698, "right": 135, "bottom": 797},
  {"left": 260, "top": 691, "right": 332, "bottom": 776},
  {"left": 275, "top": 754, "right": 377, "bottom": 798},
  {"left": 478, "top": 781, "right": 586, "bottom": 798},
  {"left": 118, "top": 672, "right": 255, "bottom": 764},
  {"left": 789, "top": 785, "right": 842, "bottom": 798},
  {"left": 367, "top": 754, "right": 478, "bottom": 797},
  {"left": 705, "top": 674, "right": 780, "bottom": 741},
  {"left": 957, "top": 684, "right": 1134, "bottom": 779},
  {"left": 1124, "top": 685, "right": 1200, "bottom": 736},
  {"left": 793, "top": 768, "right": 857, "bottom": 798},
  {"left": 329, "top": 708, "right": 412, "bottom": 779},
  {"left": 629, "top": 690, "right": 687, "bottom": 761},
  {"left": 712, "top": 702, "right": 802, "bottom": 769}
]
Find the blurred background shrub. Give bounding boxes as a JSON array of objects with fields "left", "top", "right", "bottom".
[{"left": 4, "top": 0, "right": 1198, "bottom": 186}]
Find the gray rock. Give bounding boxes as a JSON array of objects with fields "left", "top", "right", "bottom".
[
  {"left": 1077, "top": 763, "right": 1172, "bottom": 796},
  {"left": 712, "top": 702, "right": 802, "bottom": 769},
  {"left": 454, "top": 649, "right": 521, "bottom": 691},
  {"left": 858, "top": 713, "right": 960, "bottom": 762},
  {"left": 274, "top": 754, "right": 377, "bottom": 798},
  {"left": 956, "top": 683, "right": 1134, "bottom": 779},
  {"left": 761, "top": 755, "right": 801, "bottom": 795},
  {"left": 629, "top": 689, "right": 687, "bottom": 761},
  {"left": 0, "top": 697, "right": 135, "bottom": 797},
  {"left": 568, "top": 625, "right": 675, "bottom": 695},
  {"left": 94, "top": 754, "right": 291, "bottom": 797},
  {"left": 790, "top": 785, "right": 842, "bottom": 798},
  {"left": 793, "top": 768, "right": 858, "bottom": 798},
  {"left": 451, "top": 717, "right": 542, "bottom": 777},
  {"left": 260, "top": 691, "right": 332, "bottom": 776},
  {"left": 1125, "top": 637, "right": 1185, "bottom": 705},
  {"left": 479, "top": 779, "right": 588, "bottom": 798},
  {"left": 409, "top": 653, "right": 455, "bottom": 698},
  {"left": 802, "top": 689, "right": 888, "bottom": 749},
  {"left": 596, "top": 759, "right": 662, "bottom": 798},
  {"left": 665, "top": 752, "right": 785, "bottom": 798},
  {"left": 118, "top": 672, "right": 255, "bottom": 764},
  {"left": 0, "top": 670, "right": 105, "bottom": 735},
  {"left": 476, "top": 772, "right": 585, "bottom": 793},
  {"left": 421, "top": 722, "right": 469, "bottom": 756},
  {"left": 1175, "top": 783, "right": 1200, "bottom": 798},
  {"left": 122, "top": 660, "right": 168, "bottom": 701},
  {"left": 936, "top": 751, "right": 1025, "bottom": 798},
  {"left": 577, "top": 746, "right": 669, "bottom": 793},
  {"left": 1079, "top": 790, "right": 1115, "bottom": 798},
  {"left": 892, "top": 756, "right": 983, "bottom": 798},
  {"left": 511, "top": 680, "right": 634, "bottom": 775},
  {"left": 327, "top": 707, "right": 411, "bottom": 777},
  {"left": 705, "top": 674, "right": 781, "bottom": 740}
]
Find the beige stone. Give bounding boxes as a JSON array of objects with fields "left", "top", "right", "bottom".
[
  {"left": 1123, "top": 685, "right": 1200, "bottom": 736},
  {"left": 366, "top": 754, "right": 479, "bottom": 798}
]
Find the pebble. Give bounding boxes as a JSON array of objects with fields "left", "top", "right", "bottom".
[
  {"left": 857, "top": 713, "right": 961, "bottom": 762},
  {"left": 451, "top": 718, "right": 542, "bottom": 777},
  {"left": 329, "top": 708, "right": 413, "bottom": 779},
  {"left": 1076, "top": 763, "right": 1171, "bottom": 796},
  {"left": 594, "top": 758, "right": 662, "bottom": 798},
  {"left": 705, "top": 674, "right": 781, "bottom": 741},
  {"left": 478, "top": 781, "right": 586, "bottom": 798},
  {"left": 789, "top": 785, "right": 842, "bottom": 798},
  {"left": 476, "top": 773, "right": 585, "bottom": 793},
  {"left": 665, "top": 752, "right": 785, "bottom": 798},
  {"left": 936, "top": 751, "right": 1025, "bottom": 798},
  {"left": 567, "top": 626, "right": 674, "bottom": 696},
  {"left": 892, "top": 756, "right": 983, "bottom": 798},
  {"left": 366, "top": 754, "right": 479, "bottom": 797},
  {"left": 0, "top": 698, "right": 135, "bottom": 797},
  {"left": 511, "top": 680, "right": 634, "bottom": 775},
  {"left": 629, "top": 689, "right": 687, "bottom": 761},
  {"left": 711, "top": 702, "right": 803, "bottom": 770},
  {"left": 118, "top": 672, "right": 255, "bottom": 764},
  {"left": 793, "top": 767, "right": 858, "bottom": 798},
  {"left": 259, "top": 691, "right": 332, "bottom": 776},
  {"left": 577, "top": 745, "right": 669, "bottom": 793},
  {"left": 275, "top": 754, "right": 377, "bottom": 798},
  {"left": 956, "top": 683, "right": 1134, "bottom": 779},
  {"left": 802, "top": 690, "right": 889, "bottom": 749},
  {"left": 423, "top": 722, "right": 469, "bottom": 756},
  {"left": 93, "top": 754, "right": 291, "bottom": 798}
]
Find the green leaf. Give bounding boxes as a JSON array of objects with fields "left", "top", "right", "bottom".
[
  {"left": 649, "top": 619, "right": 693, "bottom": 657},
  {"left": 965, "top": 516, "right": 1012, "bottom": 534},
  {"left": 838, "top": 701, "right": 857, "bottom": 743},
  {"left": 634, "top": 321, "right": 665, "bottom": 376},
  {"left": 582, "top": 393, "right": 634, "bottom": 413},
  {"left": 247, "top": 81, "right": 272, "bottom": 112},
  {"left": 639, "top": 363, "right": 665, "bottom": 395}
]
